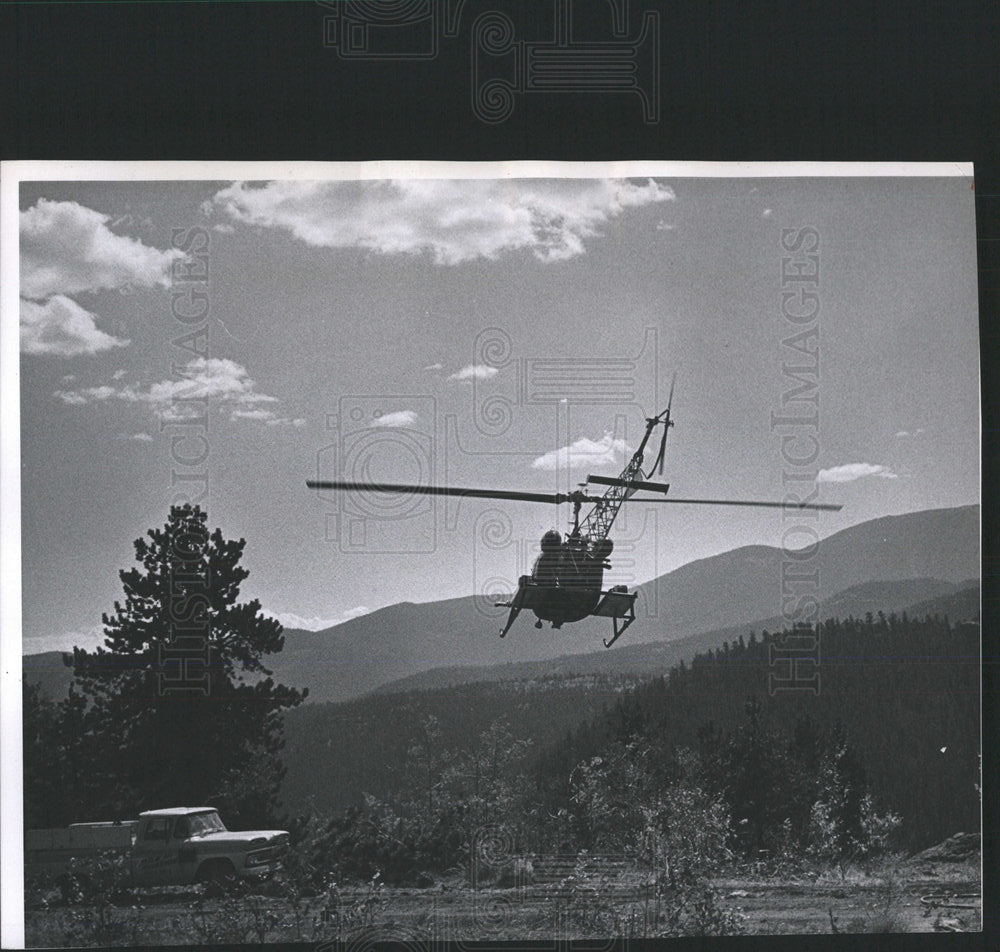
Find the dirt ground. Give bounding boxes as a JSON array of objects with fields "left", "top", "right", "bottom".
[{"left": 24, "top": 856, "right": 981, "bottom": 944}]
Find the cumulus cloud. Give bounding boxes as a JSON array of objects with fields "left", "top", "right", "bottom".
[
  {"left": 816, "top": 463, "right": 898, "bottom": 483},
  {"left": 373, "top": 410, "right": 417, "bottom": 427},
  {"left": 212, "top": 178, "right": 674, "bottom": 265},
  {"left": 449, "top": 364, "right": 499, "bottom": 381},
  {"left": 21, "top": 295, "right": 129, "bottom": 356},
  {"left": 20, "top": 198, "right": 183, "bottom": 300},
  {"left": 54, "top": 357, "right": 300, "bottom": 426},
  {"left": 532, "top": 432, "right": 627, "bottom": 471},
  {"left": 423, "top": 363, "right": 443, "bottom": 371},
  {"left": 19, "top": 198, "right": 184, "bottom": 357},
  {"left": 128, "top": 432, "right": 154, "bottom": 442}
]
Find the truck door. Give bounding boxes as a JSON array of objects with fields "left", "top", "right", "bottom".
[
  {"left": 172, "top": 815, "right": 199, "bottom": 885},
  {"left": 132, "top": 816, "right": 176, "bottom": 887}
]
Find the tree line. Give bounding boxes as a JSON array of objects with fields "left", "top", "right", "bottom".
[
  {"left": 23, "top": 505, "right": 306, "bottom": 831},
  {"left": 23, "top": 506, "right": 980, "bottom": 890}
]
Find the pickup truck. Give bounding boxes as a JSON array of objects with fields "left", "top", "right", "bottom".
[{"left": 25, "top": 807, "right": 289, "bottom": 890}]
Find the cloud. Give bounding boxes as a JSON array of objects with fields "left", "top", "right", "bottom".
[
  {"left": 54, "top": 357, "right": 300, "bottom": 426},
  {"left": 373, "top": 410, "right": 417, "bottom": 427},
  {"left": 895, "top": 428, "right": 925, "bottom": 438},
  {"left": 212, "top": 223, "right": 235, "bottom": 234},
  {"left": 230, "top": 408, "right": 304, "bottom": 427},
  {"left": 449, "top": 364, "right": 499, "bottom": 381},
  {"left": 272, "top": 605, "right": 370, "bottom": 631},
  {"left": 816, "top": 463, "right": 898, "bottom": 483},
  {"left": 20, "top": 295, "right": 129, "bottom": 356},
  {"left": 118, "top": 432, "right": 154, "bottom": 442},
  {"left": 423, "top": 363, "right": 443, "bottom": 371},
  {"left": 19, "top": 198, "right": 184, "bottom": 357},
  {"left": 762, "top": 208, "right": 773, "bottom": 218},
  {"left": 532, "top": 431, "right": 627, "bottom": 471},
  {"left": 655, "top": 220, "right": 674, "bottom": 231},
  {"left": 20, "top": 198, "right": 183, "bottom": 300},
  {"left": 213, "top": 178, "right": 675, "bottom": 265}
]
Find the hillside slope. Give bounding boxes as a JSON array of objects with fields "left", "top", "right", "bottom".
[
  {"left": 24, "top": 504, "right": 979, "bottom": 704},
  {"left": 375, "top": 578, "right": 979, "bottom": 694}
]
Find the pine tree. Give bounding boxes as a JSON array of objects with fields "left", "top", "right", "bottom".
[{"left": 71, "top": 504, "right": 306, "bottom": 826}]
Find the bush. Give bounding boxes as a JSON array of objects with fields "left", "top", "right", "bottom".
[{"left": 60, "top": 851, "right": 133, "bottom": 906}]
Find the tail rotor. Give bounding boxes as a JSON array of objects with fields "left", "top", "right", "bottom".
[{"left": 648, "top": 373, "right": 676, "bottom": 477}]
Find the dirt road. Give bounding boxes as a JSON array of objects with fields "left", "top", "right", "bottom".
[{"left": 25, "top": 863, "right": 981, "bottom": 944}]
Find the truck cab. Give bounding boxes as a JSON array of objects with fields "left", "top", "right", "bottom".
[
  {"left": 131, "top": 807, "right": 288, "bottom": 887},
  {"left": 25, "top": 807, "right": 289, "bottom": 890}
]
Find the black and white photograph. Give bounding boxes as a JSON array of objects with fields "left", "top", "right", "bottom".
[{"left": 2, "top": 161, "right": 982, "bottom": 944}]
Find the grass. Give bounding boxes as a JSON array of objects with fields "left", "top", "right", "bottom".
[{"left": 24, "top": 854, "right": 981, "bottom": 945}]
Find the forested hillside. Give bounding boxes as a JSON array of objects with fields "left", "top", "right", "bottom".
[
  {"left": 536, "top": 612, "right": 980, "bottom": 852},
  {"left": 280, "top": 674, "right": 640, "bottom": 815},
  {"left": 276, "top": 605, "right": 979, "bottom": 894}
]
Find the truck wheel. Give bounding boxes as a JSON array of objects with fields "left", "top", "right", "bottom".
[{"left": 199, "top": 860, "right": 237, "bottom": 896}]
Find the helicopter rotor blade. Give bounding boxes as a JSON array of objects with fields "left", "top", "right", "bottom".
[
  {"left": 617, "top": 496, "right": 842, "bottom": 512},
  {"left": 307, "top": 479, "right": 583, "bottom": 505},
  {"left": 586, "top": 474, "right": 841, "bottom": 510}
]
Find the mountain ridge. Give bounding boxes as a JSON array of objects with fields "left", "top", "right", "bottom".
[
  {"left": 372, "top": 578, "right": 980, "bottom": 694},
  {"left": 23, "top": 504, "right": 979, "bottom": 704}
]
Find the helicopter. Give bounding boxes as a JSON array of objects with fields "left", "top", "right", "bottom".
[{"left": 307, "top": 387, "right": 841, "bottom": 648}]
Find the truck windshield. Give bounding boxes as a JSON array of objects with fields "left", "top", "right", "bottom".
[{"left": 177, "top": 812, "right": 226, "bottom": 837}]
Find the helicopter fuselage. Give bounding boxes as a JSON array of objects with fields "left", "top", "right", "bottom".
[
  {"left": 494, "top": 530, "right": 634, "bottom": 643},
  {"left": 526, "top": 536, "right": 606, "bottom": 626}
]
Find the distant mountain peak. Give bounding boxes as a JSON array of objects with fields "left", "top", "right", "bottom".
[{"left": 25, "top": 504, "right": 980, "bottom": 705}]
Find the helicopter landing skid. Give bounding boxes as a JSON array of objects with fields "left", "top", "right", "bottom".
[
  {"left": 495, "top": 579, "right": 531, "bottom": 637},
  {"left": 594, "top": 587, "right": 638, "bottom": 648},
  {"left": 497, "top": 604, "right": 521, "bottom": 638}
]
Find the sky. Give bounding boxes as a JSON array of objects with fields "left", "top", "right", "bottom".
[{"left": 10, "top": 166, "right": 980, "bottom": 654}]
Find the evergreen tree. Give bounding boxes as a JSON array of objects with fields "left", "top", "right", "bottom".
[{"left": 72, "top": 504, "right": 306, "bottom": 825}]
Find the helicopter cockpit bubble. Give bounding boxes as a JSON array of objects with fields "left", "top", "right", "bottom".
[{"left": 540, "top": 529, "right": 562, "bottom": 551}]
